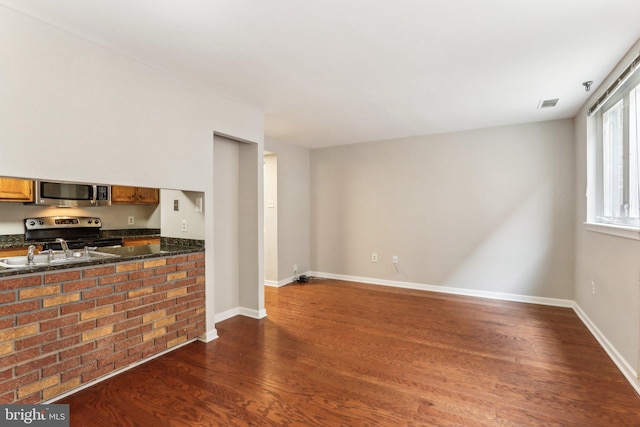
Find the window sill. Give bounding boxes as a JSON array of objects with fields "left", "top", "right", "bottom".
[{"left": 584, "top": 222, "right": 640, "bottom": 240}]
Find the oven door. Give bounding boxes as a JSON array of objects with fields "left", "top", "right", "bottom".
[{"left": 33, "top": 181, "right": 109, "bottom": 207}]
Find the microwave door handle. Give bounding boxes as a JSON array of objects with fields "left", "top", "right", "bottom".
[{"left": 92, "top": 185, "right": 98, "bottom": 204}]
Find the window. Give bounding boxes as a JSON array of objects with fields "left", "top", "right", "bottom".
[{"left": 591, "top": 64, "right": 640, "bottom": 230}]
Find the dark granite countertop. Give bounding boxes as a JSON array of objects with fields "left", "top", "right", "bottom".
[
  {"left": 0, "top": 229, "right": 162, "bottom": 250},
  {"left": 0, "top": 239, "right": 204, "bottom": 278}
]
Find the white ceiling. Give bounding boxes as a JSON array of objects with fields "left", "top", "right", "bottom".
[{"left": 3, "top": 0, "right": 640, "bottom": 148}]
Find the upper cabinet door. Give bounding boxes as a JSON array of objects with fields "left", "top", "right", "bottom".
[
  {"left": 111, "top": 185, "right": 159, "bottom": 204},
  {"left": 0, "top": 178, "right": 34, "bottom": 202}
]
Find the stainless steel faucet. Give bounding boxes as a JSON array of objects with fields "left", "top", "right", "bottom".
[
  {"left": 27, "top": 245, "right": 36, "bottom": 265},
  {"left": 55, "top": 238, "right": 72, "bottom": 258}
]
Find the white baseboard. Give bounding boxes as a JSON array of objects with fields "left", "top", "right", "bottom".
[
  {"left": 573, "top": 303, "right": 640, "bottom": 395},
  {"left": 198, "top": 328, "right": 219, "bottom": 343},
  {"left": 265, "top": 273, "right": 308, "bottom": 287},
  {"left": 308, "top": 271, "right": 574, "bottom": 308},
  {"left": 215, "top": 306, "right": 268, "bottom": 324}
]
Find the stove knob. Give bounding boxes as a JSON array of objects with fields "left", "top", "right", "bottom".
[
  {"left": 87, "top": 219, "right": 93, "bottom": 224},
  {"left": 28, "top": 220, "right": 35, "bottom": 226},
  {"left": 38, "top": 220, "right": 44, "bottom": 225},
  {"left": 94, "top": 219, "right": 100, "bottom": 225}
]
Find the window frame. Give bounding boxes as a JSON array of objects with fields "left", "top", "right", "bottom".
[{"left": 587, "top": 67, "right": 640, "bottom": 239}]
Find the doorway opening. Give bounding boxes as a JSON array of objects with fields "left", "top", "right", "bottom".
[{"left": 264, "top": 152, "right": 278, "bottom": 286}]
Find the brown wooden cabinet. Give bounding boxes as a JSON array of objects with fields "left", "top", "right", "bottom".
[
  {"left": 122, "top": 237, "right": 161, "bottom": 247},
  {"left": 0, "top": 178, "right": 34, "bottom": 202},
  {"left": 111, "top": 185, "right": 159, "bottom": 204}
]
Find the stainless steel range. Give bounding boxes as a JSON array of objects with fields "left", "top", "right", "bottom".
[{"left": 25, "top": 216, "right": 123, "bottom": 250}]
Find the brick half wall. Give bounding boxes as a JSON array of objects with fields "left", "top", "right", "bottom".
[{"left": 0, "top": 252, "right": 206, "bottom": 403}]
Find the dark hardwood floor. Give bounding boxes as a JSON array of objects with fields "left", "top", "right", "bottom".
[{"left": 60, "top": 279, "right": 640, "bottom": 426}]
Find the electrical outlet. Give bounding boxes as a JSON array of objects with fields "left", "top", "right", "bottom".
[
  {"left": 372, "top": 253, "right": 378, "bottom": 262},
  {"left": 181, "top": 220, "right": 187, "bottom": 232},
  {"left": 392, "top": 256, "right": 398, "bottom": 264},
  {"left": 128, "top": 216, "right": 134, "bottom": 225}
]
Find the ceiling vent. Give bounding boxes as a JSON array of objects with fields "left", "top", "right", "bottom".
[{"left": 537, "top": 98, "right": 559, "bottom": 109}]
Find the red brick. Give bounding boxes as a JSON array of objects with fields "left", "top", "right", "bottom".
[
  {"left": 187, "top": 268, "right": 204, "bottom": 277},
  {"left": 40, "top": 314, "right": 78, "bottom": 332},
  {"left": 113, "top": 318, "right": 141, "bottom": 333},
  {"left": 82, "top": 286, "right": 113, "bottom": 299},
  {"left": 143, "top": 276, "right": 166, "bottom": 287},
  {"left": 127, "top": 340, "right": 154, "bottom": 357},
  {"left": 15, "top": 330, "right": 58, "bottom": 351},
  {"left": 83, "top": 265, "right": 116, "bottom": 278},
  {"left": 0, "top": 291, "right": 16, "bottom": 304},
  {"left": 114, "top": 353, "right": 142, "bottom": 370},
  {"left": 59, "top": 342, "right": 94, "bottom": 361},
  {"left": 17, "top": 308, "right": 57, "bottom": 325},
  {"left": 153, "top": 282, "right": 180, "bottom": 293},
  {"left": 0, "top": 348, "right": 40, "bottom": 368},
  {"left": 82, "top": 365, "right": 114, "bottom": 383},
  {"left": 188, "top": 253, "right": 205, "bottom": 261},
  {"left": 188, "top": 283, "right": 205, "bottom": 293},
  {"left": 14, "top": 393, "right": 41, "bottom": 404},
  {"left": 95, "top": 331, "right": 126, "bottom": 349},
  {"left": 14, "top": 354, "right": 57, "bottom": 376},
  {"left": 126, "top": 323, "right": 152, "bottom": 339},
  {"left": 113, "top": 299, "right": 140, "bottom": 313},
  {"left": 2, "top": 300, "right": 41, "bottom": 316},
  {"left": 153, "top": 299, "right": 176, "bottom": 311},
  {"left": 0, "top": 275, "right": 42, "bottom": 290},
  {"left": 176, "top": 309, "right": 197, "bottom": 322},
  {"left": 81, "top": 346, "right": 114, "bottom": 365},
  {"left": 127, "top": 305, "right": 153, "bottom": 319},
  {"left": 0, "top": 371, "right": 39, "bottom": 395},
  {"left": 114, "top": 280, "right": 142, "bottom": 293},
  {"left": 97, "top": 350, "right": 126, "bottom": 368},
  {"left": 98, "top": 273, "right": 129, "bottom": 286},
  {"left": 96, "top": 312, "right": 126, "bottom": 327},
  {"left": 96, "top": 293, "right": 125, "bottom": 307},
  {"left": 42, "top": 336, "right": 80, "bottom": 354},
  {"left": 114, "top": 335, "right": 142, "bottom": 352},
  {"left": 63, "top": 279, "right": 97, "bottom": 292},
  {"left": 61, "top": 363, "right": 95, "bottom": 383},
  {"left": 41, "top": 357, "right": 80, "bottom": 378},
  {"left": 129, "top": 269, "right": 154, "bottom": 280},
  {"left": 44, "top": 270, "right": 82, "bottom": 284},
  {"left": 152, "top": 333, "right": 176, "bottom": 347},
  {"left": 176, "top": 262, "right": 197, "bottom": 271},
  {"left": 141, "top": 293, "right": 165, "bottom": 305},
  {"left": 0, "top": 391, "right": 15, "bottom": 404},
  {"left": 59, "top": 321, "right": 96, "bottom": 338},
  {"left": 0, "top": 368, "right": 12, "bottom": 382},
  {"left": 154, "top": 265, "right": 177, "bottom": 275},
  {"left": 167, "top": 302, "right": 189, "bottom": 316},
  {"left": 0, "top": 318, "right": 15, "bottom": 329},
  {"left": 166, "top": 255, "right": 188, "bottom": 265},
  {"left": 60, "top": 300, "right": 95, "bottom": 315},
  {"left": 195, "top": 261, "right": 205, "bottom": 268}
]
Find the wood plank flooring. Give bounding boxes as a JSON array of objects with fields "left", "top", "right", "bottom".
[{"left": 59, "top": 279, "right": 640, "bottom": 426}]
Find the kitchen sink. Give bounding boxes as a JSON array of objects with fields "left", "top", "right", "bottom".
[{"left": 0, "top": 250, "right": 119, "bottom": 269}]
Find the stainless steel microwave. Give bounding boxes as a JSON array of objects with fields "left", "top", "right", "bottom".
[{"left": 32, "top": 180, "right": 111, "bottom": 207}]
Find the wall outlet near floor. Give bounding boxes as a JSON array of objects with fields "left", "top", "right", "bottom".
[
  {"left": 128, "top": 216, "right": 134, "bottom": 225},
  {"left": 181, "top": 219, "right": 187, "bottom": 232},
  {"left": 392, "top": 256, "right": 398, "bottom": 264},
  {"left": 372, "top": 253, "right": 378, "bottom": 262}
]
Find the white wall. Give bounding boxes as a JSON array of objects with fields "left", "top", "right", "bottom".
[
  {"left": 574, "top": 37, "right": 640, "bottom": 386},
  {"left": 160, "top": 189, "right": 205, "bottom": 239},
  {"left": 264, "top": 139, "right": 311, "bottom": 283},
  {"left": 264, "top": 154, "right": 278, "bottom": 282},
  {"left": 214, "top": 138, "right": 240, "bottom": 315},
  {"left": 311, "top": 120, "right": 575, "bottom": 300},
  {"left": 0, "top": 7, "right": 264, "bottom": 340}
]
